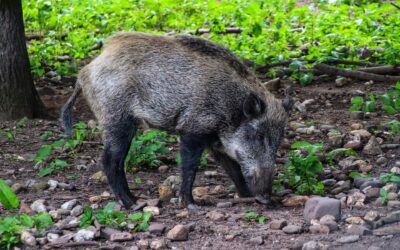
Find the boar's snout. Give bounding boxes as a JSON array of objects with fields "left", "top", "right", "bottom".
[{"left": 249, "top": 166, "right": 274, "bottom": 200}]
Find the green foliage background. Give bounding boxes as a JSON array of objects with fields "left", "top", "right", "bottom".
[{"left": 22, "top": 0, "right": 400, "bottom": 77}]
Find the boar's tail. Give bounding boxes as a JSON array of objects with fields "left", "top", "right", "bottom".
[{"left": 60, "top": 81, "right": 82, "bottom": 138}]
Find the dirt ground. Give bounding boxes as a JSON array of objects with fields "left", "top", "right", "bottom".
[{"left": 1, "top": 76, "right": 400, "bottom": 250}]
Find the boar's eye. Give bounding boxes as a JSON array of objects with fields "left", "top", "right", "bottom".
[{"left": 256, "top": 132, "right": 264, "bottom": 141}]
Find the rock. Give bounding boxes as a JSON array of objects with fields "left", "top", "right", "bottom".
[
  {"left": 12, "top": 183, "right": 26, "bottom": 194},
  {"left": 61, "top": 199, "right": 78, "bottom": 210},
  {"left": 391, "top": 167, "right": 400, "bottom": 175},
  {"left": 74, "top": 228, "right": 96, "bottom": 242},
  {"left": 147, "top": 199, "right": 160, "bottom": 207},
  {"left": 150, "top": 239, "right": 167, "bottom": 250},
  {"left": 163, "top": 175, "right": 182, "bottom": 191},
  {"left": 90, "top": 171, "right": 107, "bottom": 183},
  {"left": 206, "top": 210, "right": 225, "bottom": 221},
  {"left": 49, "top": 210, "right": 61, "bottom": 220},
  {"left": 216, "top": 202, "right": 232, "bottom": 208},
  {"left": 20, "top": 231, "right": 36, "bottom": 246},
  {"left": 350, "top": 129, "right": 371, "bottom": 139},
  {"left": 347, "top": 192, "right": 366, "bottom": 207},
  {"left": 304, "top": 197, "right": 341, "bottom": 222},
  {"left": 149, "top": 223, "right": 166, "bottom": 235},
  {"left": 351, "top": 123, "right": 363, "bottom": 130},
  {"left": 346, "top": 224, "right": 372, "bottom": 236},
  {"left": 270, "top": 219, "right": 288, "bottom": 230},
  {"left": 167, "top": 224, "right": 189, "bottom": 241},
  {"left": 137, "top": 239, "right": 149, "bottom": 250},
  {"left": 309, "top": 225, "right": 322, "bottom": 234},
  {"left": 143, "top": 206, "right": 160, "bottom": 216},
  {"left": 296, "top": 126, "right": 316, "bottom": 134},
  {"left": 30, "top": 199, "right": 47, "bottom": 212},
  {"left": 336, "top": 235, "right": 360, "bottom": 244},
  {"left": 204, "top": 171, "right": 218, "bottom": 177},
  {"left": 46, "top": 233, "right": 60, "bottom": 243},
  {"left": 364, "top": 211, "right": 380, "bottom": 222},
  {"left": 376, "top": 157, "right": 387, "bottom": 166},
  {"left": 365, "top": 187, "right": 381, "bottom": 199},
  {"left": 158, "top": 184, "right": 174, "bottom": 201},
  {"left": 345, "top": 216, "right": 364, "bottom": 225},
  {"left": 48, "top": 180, "right": 59, "bottom": 188},
  {"left": 387, "top": 192, "right": 398, "bottom": 200},
  {"left": 248, "top": 236, "right": 264, "bottom": 245},
  {"left": 363, "top": 136, "right": 382, "bottom": 155},
  {"left": 101, "top": 228, "right": 133, "bottom": 242},
  {"left": 350, "top": 111, "right": 364, "bottom": 120},
  {"left": 212, "top": 185, "right": 224, "bottom": 194},
  {"left": 89, "top": 195, "right": 102, "bottom": 203},
  {"left": 302, "top": 241, "right": 328, "bottom": 250},
  {"left": 36, "top": 237, "right": 47, "bottom": 245},
  {"left": 373, "top": 223, "right": 400, "bottom": 236},
  {"left": 343, "top": 140, "right": 362, "bottom": 149},
  {"left": 387, "top": 200, "right": 400, "bottom": 208},
  {"left": 335, "top": 77, "right": 352, "bottom": 87},
  {"left": 176, "top": 210, "right": 189, "bottom": 218},
  {"left": 101, "top": 191, "right": 111, "bottom": 198},
  {"left": 282, "top": 225, "right": 302, "bottom": 234},
  {"left": 71, "top": 205, "right": 84, "bottom": 217},
  {"left": 383, "top": 183, "right": 397, "bottom": 192},
  {"left": 32, "top": 181, "right": 49, "bottom": 191},
  {"left": 283, "top": 195, "right": 309, "bottom": 207},
  {"left": 192, "top": 186, "right": 210, "bottom": 197},
  {"left": 158, "top": 165, "right": 169, "bottom": 173},
  {"left": 319, "top": 214, "right": 336, "bottom": 223}
]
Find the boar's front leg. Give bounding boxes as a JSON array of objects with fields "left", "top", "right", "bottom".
[
  {"left": 102, "top": 114, "right": 139, "bottom": 209},
  {"left": 179, "top": 134, "right": 214, "bottom": 207},
  {"left": 210, "top": 150, "right": 252, "bottom": 197}
]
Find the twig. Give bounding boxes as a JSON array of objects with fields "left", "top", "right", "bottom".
[
  {"left": 44, "top": 241, "right": 100, "bottom": 249},
  {"left": 314, "top": 63, "right": 400, "bottom": 82},
  {"left": 358, "top": 65, "right": 400, "bottom": 74},
  {"left": 391, "top": 2, "right": 400, "bottom": 10},
  {"left": 190, "top": 27, "right": 243, "bottom": 35}
]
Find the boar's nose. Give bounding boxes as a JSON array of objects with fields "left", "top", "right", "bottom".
[{"left": 251, "top": 167, "right": 274, "bottom": 200}]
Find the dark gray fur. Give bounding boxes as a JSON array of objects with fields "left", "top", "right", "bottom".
[{"left": 61, "top": 32, "right": 291, "bottom": 208}]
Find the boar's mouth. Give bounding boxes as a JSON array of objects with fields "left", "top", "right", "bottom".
[{"left": 248, "top": 167, "right": 274, "bottom": 203}]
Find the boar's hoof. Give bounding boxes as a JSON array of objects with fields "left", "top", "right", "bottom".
[
  {"left": 255, "top": 195, "right": 270, "bottom": 205},
  {"left": 187, "top": 203, "right": 201, "bottom": 211}
]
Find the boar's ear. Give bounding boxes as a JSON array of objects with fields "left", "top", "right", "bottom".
[
  {"left": 282, "top": 93, "right": 294, "bottom": 112},
  {"left": 243, "top": 93, "right": 266, "bottom": 118}
]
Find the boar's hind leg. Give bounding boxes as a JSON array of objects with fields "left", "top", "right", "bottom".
[
  {"left": 180, "top": 134, "right": 214, "bottom": 206},
  {"left": 211, "top": 150, "right": 252, "bottom": 197},
  {"left": 102, "top": 115, "right": 139, "bottom": 209}
]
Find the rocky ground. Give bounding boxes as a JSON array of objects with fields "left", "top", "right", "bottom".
[{"left": 1, "top": 75, "right": 400, "bottom": 250}]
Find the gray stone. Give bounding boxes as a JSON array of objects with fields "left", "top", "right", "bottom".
[
  {"left": 150, "top": 239, "right": 167, "bottom": 250},
  {"left": 302, "top": 241, "right": 328, "bottom": 250},
  {"left": 282, "top": 225, "right": 302, "bottom": 234},
  {"left": 163, "top": 175, "right": 182, "bottom": 191},
  {"left": 336, "top": 235, "right": 360, "bottom": 244},
  {"left": 364, "top": 211, "right": 380, "bottom": 222},
  {"left": 387, "top": 200, "right": 400, "bottom": 208},
  {"left": 32, "top": 181, "right": 49, "bottom": 191},
  {"left": 61, "top": 199, "right": 78, "bottom": 210},
  {"left": 48, "top": 180, "right": 59, "bottom": 188},
  {"left": 137, "top": 239, "right": 149, "bottom": 250},
  {"left": 20, "top": 231, "right": 36, "bottom": 246},
  {"left": 304, "top": 197, "right": 341, "bottom": 222},
  {"left": 346, "top": 224, "right": 372, "bottom": 236},
  {"left": 376, "top": 157, "right": 388, "bottom": 166},
  {"left": 74, "top": 228, "right": 96, "bottom": 242},
  {"left": 270, "top": 219, "right": 288, "bottom": 230},
  {"left": 365, "top": 187, "right": 381, "bottom": 199},
  {"left": 206, "top": 210, "right": 225, "bottom": 221},
  {"left": 363, "top": 136, "right": 382, "bottom": 155},
  {"left": 373, "top": 223, "right": 400, "bottom": 236},
  {"left": 70, "top": 205, "right": 83, "bottom": 217},
  {"left": 46, "top": 233, "right": 60, "bottom": 243},
  {"left": 149, "top": 223, "right": 166, "bottom": 235},
  {"left": 248, "top": 236, "right": 264, "bottom": 245},
  {"left": 216, "top": 202, "right": 232, "bottom": 208},
  {"left": 158, "top": 165, "right": 169, "bottom": 173},
  {"left": 167, "top": 224, "right": 189, "bottom": 241},
  {"left": 30, "top": 199, "right": 47, "bottom": 212}
]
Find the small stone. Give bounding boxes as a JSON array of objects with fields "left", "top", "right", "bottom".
[
  {"left": 345, "top": 216, "right": 364, "bottom": 225},
  {"left": 309, "top": 225, "right": 322, "bottom": 234},
  {"left": 302, "top": 240, "right": 328, "bottom": 250},
  {"left": 351, "top": 123, "right": 363, "bottom": 130},
  {"left": 383, "top": 183, "right": 398, "bottom": 193},
  {"left": 343, "top": 140, "right": 362, "bottom": 149},
  {"left": 204, "top": 171, "right": 218, "bottom": 177},
  {"left": 89, "top": 195, "right": 102, "bottom": 203},
  {"left": 319, "top": 214, "right": 336, "bottom": 223},
  {"left": 390, "top": 167, "right": 400, "bottom": 175},
  {"left": 373, "top": 223, "right": 400, "bottom": 236},
  {"left": 30, "top": 199, "right": 47, "bottom": 212},
  {"left": 163, "top": 175, "right": 182, "bottom": 191},
  {"left": 346, "top": 224, "right": 372, "bottom": 236},
  {"left": 248, "top": 236, "right": 264, "bottom": 245},
  {"left": 167, "top": 224, "right": 189, "bottom": 241},
  {"left": 36, "top": 237, "right": 47, "bottom": 245},
  {"left": 137, "top": 239, "right": 149, "bottom": 250},
  {"left": 320, "top": 221, "right": 338, "bottom": 232},
  {"left": 158, "top": 165, "right": 169, "bottom": 173},
  {"left": 350, "top": 129, "right": 371, "bottom": 139},
  {"left": 150, "top": 239, "right": 167, "bottom": 250},
  {"left": 304, "top": 197, "right": 341, "bottom": 222},
  {"left": 376, "top": 157, "right": 388, "bottom": 166},
  {"left": 282, "top": 225, "right": 302, "bottom": 234},
  {"left": 364, "top": 211, "right": 380, "bottom": 222},
  {"left": 143, "top": 206, "right": 160, "bottom": 216},
  {"left": 387, "top": 200, "right": 400, "bottom": 208},
  {"left": 46, "top": 233, "right": 60, "bottom": 243},
  {"left": 192, "top": 186, "right": 209, "bottom": 197},
  {"left": 70, "top": 205, "right": 83, "bottom": 217},
  {"left": 146, "top": 199, "right": 160, "bottom": 207},
  {"left": 363, "top": 136, "right": 382, "bottom": 155},
  {"left": 225, "top": 234, "right": 236, "bottom": 241},
  {"left": 365, "top": 187, "right": 381, "bottom": 199},
  {"left": 216, "top": 202, "right": 232, "bottom": 208},
  {"left": 283, "top": 195, "right": 309, "bottom": 207},
  {"left": 336, "top": 235, "right": 360, "bottom": 244},
  {"left": 347, "top": 192, "right": 366, "bottom": 207},
  {"left": 387, "top": 192, "right": 398, "bottom": 200},
  {"left": 21, "top": 231, "right": 36, "bottom": 246},
  {"left": 350, "top": 111, "right": 364, "bottom": 120},
  {"left": 101, "top": 191, "right": 111, "bottom": 198},
  {"left": 296, "top": 126, "right": 315, "bottom": 134},
  {"left": 158, "top": 184, "right": 174, "bottom": 201},
  {"left": 212, "top": 185, "right": 224, "bottom": 194},
  {"left": 206, "top": 210, "right": 225, "bottom": 221},
  {"left": 270, "top": 219, "right": 288, "bottom": 230},
  {"left": 74, "top": 228, "right": 96, "bottom": 242},
  {"left": 335, "top": 77, "right": 352, "bottom": 87},
  {"left": 176, "top": 210, "right": 189, "bottom": 218},
  {"left": 90, "top": 171, "right": 107, "bottom": 183},
  {"left": 32, "top": 181, "right": 49, "bottom": 191},
  {"left": 61, "top": 199, "right": 78, "bottom": 210},
  {"left": 48, "top": 180, "right": 59, "bottom": 188},
  {"left": 49, "top": 210, "right": 61, "bottom": 220},
  {"left": 11, "top": 183, "right": 25, "bottom": 194},
  {"left": 149, "top": 223, "right": 166, "bottom": 235}
]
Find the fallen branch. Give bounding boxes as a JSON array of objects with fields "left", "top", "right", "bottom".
[
  {"left": 314, "top": 63, "right": 400, "bottom": 82},
  {"left": 391, "top": 2, "right": 400, "bottom": 10},
  {"left": 190, "top": 27, "right": 243, "bottom": 35},
  {"left": 44, "top": 241, "right": 100, "bottom": 249},
  {"left": 357, "top": 65, "right": 400, "bottom": 74}
]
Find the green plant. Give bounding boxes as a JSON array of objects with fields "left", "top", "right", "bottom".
[
  {"left": 349, "top": 171, "right": 371, "bottom": 180},
  {"left": 125, "top": 130, "right": 175, "bottom": 171},
  {"left": 384, "top": 120, "right": 400, "bottom": 136},
  {"left": 38, "top": 159, "right": 71, "bottom": 177},
  {"left": 0, "top": 213, "right": 53, "bottom": 250},
  {"left": 349, "top": 96, "right": 364, "bottom": 112},
  {"left": 0, "top": 179, "right": 20, "bottom": 210},
  {"left": 326, "top": 148, "right": 357, "bottom": 165},
  {"left": 0, "top": 128, "right": 15, "bottom": 141},
  {"left": 95, "top": 202, "right": 126, "bottom": 229},
  {"left": 380, "top": 173, "right": 400, "bottom": 185},
  {"left": 175, "top": 151, "right": 208, "bottom": 168},
  {"left": 349, "top": 94, "right": 376, "bottom": 112},
  {"left": 380, "top": 188, "right": 389, "bottom": 204},
  {"left": 281, "top": 141, "right": 325, "bottom": 195},
  {"left": 128, "top": 211, "right": 153, "bottom": 232},
  {"left": 244, "top": 211, "right": 267, "bottom": 225},
  {"left": 380, "top": 82, "right": 400, "bottom": 114}
]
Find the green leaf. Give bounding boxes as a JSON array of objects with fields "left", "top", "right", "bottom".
[
  {"left": 0, "top": 179, "right": 20, "bottom": 210},
  {"left": 35, "top": 145, "right": 53, "bottom": 163},
  {"left": 245, "top": 211, "right": 258, "bottom": 218},
  {"left": 258, "top": 215, "right": 266, "bottom": 224},
  {"left": 80, "top": 207, "right": 94, "bottom": 228},
  {"left": 33, "top": 213, "right": 53, "bottom": 232},
  {"left": 38, "top": 167, "right": 54, "bottom": 177}
]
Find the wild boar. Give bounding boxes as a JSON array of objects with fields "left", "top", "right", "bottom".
[{"left": 61, "top": 32, "right": 292, "bottom": 209}]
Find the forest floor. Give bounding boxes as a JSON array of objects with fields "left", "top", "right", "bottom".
[{"left": 1, "top": 75, "right": 400, "bottom": 250}]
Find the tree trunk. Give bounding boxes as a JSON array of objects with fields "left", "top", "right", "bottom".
[{"left": 0, "top": 0, "right": 45, "bottom": 121}]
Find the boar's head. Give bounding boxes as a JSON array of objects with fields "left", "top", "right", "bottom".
[{"left": 220, "top": 92, "right": 292, "bottom": 201}]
